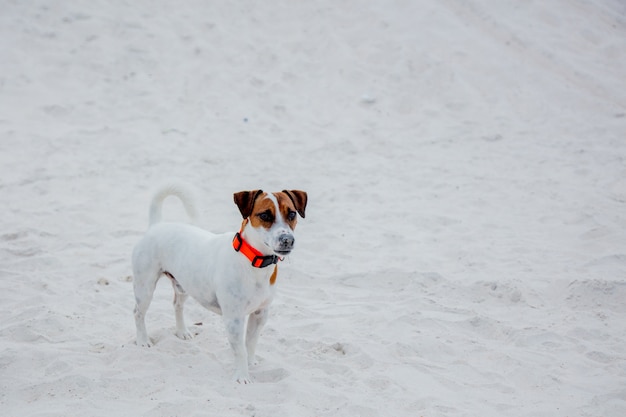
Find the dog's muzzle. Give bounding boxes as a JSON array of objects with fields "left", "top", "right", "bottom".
[{"left": 275, "top": 233, "right": 295, "bottom": 255}]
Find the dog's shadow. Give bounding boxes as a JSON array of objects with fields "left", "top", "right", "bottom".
[{"left": 252, "top": 367, "right": 290, "bottom": 383}]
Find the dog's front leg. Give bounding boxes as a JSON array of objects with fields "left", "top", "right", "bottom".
[
  {"left": 224, "top": 316, "right": 251, "bottom": 384},
  {"left": 246, "top": 307, "right": 269, "bottom": 366}
]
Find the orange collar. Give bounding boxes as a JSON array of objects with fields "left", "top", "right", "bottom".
[{"left": 232, "top": 232, "right": 280, "bottom": 268}]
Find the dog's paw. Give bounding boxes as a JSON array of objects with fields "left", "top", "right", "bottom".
[
  {"left": 136, "top": 339, "right": 153, "bottom": 348},
  {"left": 236, "top": 376, "right": 253, "bottom": 385},
  {"left": 234, "top": 371, "right": 252, "bottom": 385},
  {"left": 175, "top": 328, "right": 194, "bottom": 340}
]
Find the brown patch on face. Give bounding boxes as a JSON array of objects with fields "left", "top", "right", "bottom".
[
  {"left": 237, "top": 190, "right": 306, "bottom": 229},
  {"left": 273, "top": 192, "right": 300, "bottom": 230},
  {"left": 233, "top": 190, "right": 265, "bottom": 219},
  {"left": 281, "top": 190, "right": 307, "bottom": 218},
  {"left": 248, "top": 194, "right": 277, "bottom": 229}
]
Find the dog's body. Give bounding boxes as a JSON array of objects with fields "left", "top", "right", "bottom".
[{"left": 132, "top": 185, "right": 307, "bottom": 384}]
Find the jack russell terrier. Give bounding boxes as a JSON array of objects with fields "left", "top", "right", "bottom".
[{"left": 132, "top": 185, "right": 307, "bottom": 384}]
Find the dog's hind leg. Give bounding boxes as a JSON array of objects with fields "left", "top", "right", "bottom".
[
  {"left": 133, "top": 270, "right": 159, "bottom": 347},
  {"left": 165, "top": 272, "right": 193, "bottom": 340}
]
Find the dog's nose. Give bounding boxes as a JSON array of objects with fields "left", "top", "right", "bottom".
[{"left": 278, "top": 233, "right": 295, "bottom": 249}]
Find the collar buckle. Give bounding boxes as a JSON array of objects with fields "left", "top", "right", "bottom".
[{"left": 252, "top": 254, "right": 279, "bottom": 268}]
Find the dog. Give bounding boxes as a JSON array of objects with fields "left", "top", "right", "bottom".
[{"left": 132, "top": 184, "right": 307, "bottom": 384}]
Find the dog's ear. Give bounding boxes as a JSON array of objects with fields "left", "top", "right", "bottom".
[
  {"left": 282, "top": 190, "right": 307, "bottom": 219},
  {"left": 233, "top": 190, "right": 264, "bottom": 219}
]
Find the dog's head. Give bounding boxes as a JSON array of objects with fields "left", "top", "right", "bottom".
[{"left": 233, "top": 190, "right": 307, "bottom": 257}]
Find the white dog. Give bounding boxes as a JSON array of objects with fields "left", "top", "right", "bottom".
[{"left": 132, "top": 185, "right": 307, "bottom": 383}]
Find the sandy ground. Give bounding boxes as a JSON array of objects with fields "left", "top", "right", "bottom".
[{"left": 1, "top": 1, "right": 625, "bottom": 416}]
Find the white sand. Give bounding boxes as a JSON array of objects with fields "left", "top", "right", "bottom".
[{"left": 1, "top": 1, "right": 625, "bottom": 416}]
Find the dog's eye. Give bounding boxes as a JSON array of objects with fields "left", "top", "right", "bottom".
[
  {"left": 287, "top": 211, "right": 297, "bottom": 221},
  {"left": 258, "top": 211, "right": 273, "bottom": 222}
]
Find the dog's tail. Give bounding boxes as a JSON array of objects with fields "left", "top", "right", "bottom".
[{"left": 148, "top": 184, "right": 199, "bottom": 226}]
